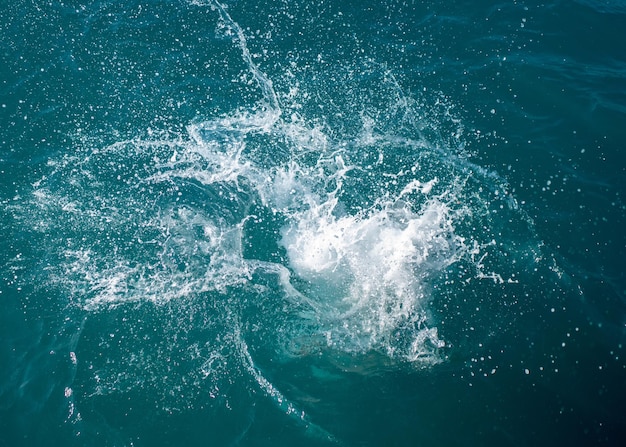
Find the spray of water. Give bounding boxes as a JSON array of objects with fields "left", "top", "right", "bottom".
[{"left": 12, "top": 0, "right": 534, "bottom": 441}]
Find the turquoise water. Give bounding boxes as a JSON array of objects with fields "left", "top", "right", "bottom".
[{"left": 1, "top": 0, "right": 625, "bottom": 445}]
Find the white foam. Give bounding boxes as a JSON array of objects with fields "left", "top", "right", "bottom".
[{"left": 278, "top": 178, "right": 461, "bottom": 362}]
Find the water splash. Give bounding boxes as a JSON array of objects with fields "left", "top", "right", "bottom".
[{"left": 10, "top": 0, "right": 542, "bottom": 443}]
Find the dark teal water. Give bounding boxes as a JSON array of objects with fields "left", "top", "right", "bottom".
[{"left": 2, "top": 1, "right": 625, "bottom": 446}]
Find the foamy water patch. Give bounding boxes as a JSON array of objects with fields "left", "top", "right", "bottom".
[{"left": 278, "top": 175, "right": 465, "bottom": 363}]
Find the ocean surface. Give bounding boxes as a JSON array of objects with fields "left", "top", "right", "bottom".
[{"left": 1, "top": 0, "right": 625, "bottom": 446}]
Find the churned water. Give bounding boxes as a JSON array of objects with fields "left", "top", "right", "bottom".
[{"left": 1, "top": 1, "right": 625, "bottom": 446}]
